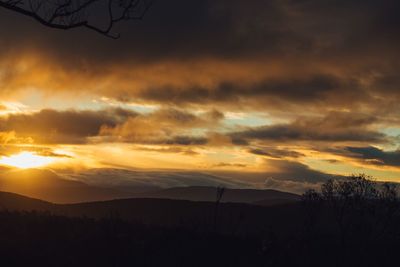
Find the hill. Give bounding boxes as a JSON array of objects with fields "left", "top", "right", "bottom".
[
  {"left": 0, "top": 190, "right": 302, "bottom": 235},
  {"left": 0, "top": 191, "right": 53, "bottom": 211},
  {"left": 0, "top": 169, "right": 300, "bottom": 206},
  {"left": 0, "top": 169, "right": 132, "bottom": 203},
  {"left": 137, "top": 186, "right": 300, "bottom": 205}
]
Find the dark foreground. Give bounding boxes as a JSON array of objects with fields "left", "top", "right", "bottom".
[
  {"left": 1, "top": 175, "right": 400, "bottom": 267},
  {"left": 0, "top": 205, "right": 399, "bottom": 266}
]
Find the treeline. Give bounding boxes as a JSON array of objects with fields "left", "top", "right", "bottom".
[{"left": 301, "top": 174, "right": 400, "bottom": 267}]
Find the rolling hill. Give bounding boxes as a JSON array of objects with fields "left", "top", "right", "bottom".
[
  {"left": 137, "top": 186, "right": 300, "bottom": 205},
  {"left": 0, "top": 190, "right": 302, "bottom": 235},
  {"left": 0, "top": 191, "right": 53, "bottom": 211},
  {"left": 0, "top": 169, "right": 132, "bottom": 203},
  {"left": 0, "top": 168, "right": 301, "bottom": 205}
]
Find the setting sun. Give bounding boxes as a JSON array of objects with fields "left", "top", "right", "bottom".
[{"left": 0, "top": 151, "right": 56, "bottom": 169}]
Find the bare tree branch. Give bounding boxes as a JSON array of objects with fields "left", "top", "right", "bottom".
[{"left": 0, "top": 0, "right": 153, "bottom": 38}]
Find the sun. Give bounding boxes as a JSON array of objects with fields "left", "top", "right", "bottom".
[{"left": 0, "top": 151, "right": 56, "bottom": 169}]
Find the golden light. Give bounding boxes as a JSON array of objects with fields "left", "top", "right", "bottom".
[{"left": 0, "top": 151, "right": 56, "bottom": 169}]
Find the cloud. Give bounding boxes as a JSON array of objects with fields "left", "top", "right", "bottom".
[
  {"left": 0, "top": 107, "right": 225, "bottom": 145},
  {"left": 264, "top": 177, "right": 320, "bottom": 195},
  {"left": 248, "top": 147, "right": 305, "bottom": 159},
  {"left": 0, "top": 108, "right": 137, "bottom": 144},
  {"left": 60, "top": 168, "right": 253, "bottom": 189},
  {"left": 265, "top": 159, "right": 335, "bottom": 183},
  {"left": 57, "top": 160, "right": 337, "bottom": 194},
  {"left": 0, "top": 0, "right": 399, "bottom": 115},
  {"left": 2, "top": 0, "right": 399, "bottom": 62},
  {"left": 231, "top": 112, "right": 385, "bottom": 143},
  {"left": 0, "top": 131, "right": 17, "bottom": 144},
  {"left": 99, "top": 108, "right": 223, "bottom": 145},
  {"left": 0, "top": 0, "right": 293, "bottom": 61},
  {"left": 345, "top": 146, "right": 400, "bottom": 167},
  {"left": 0, "top": 0, "right": 399, "bottom": 182},
  {"left": 136, "top": 74, "right": 361, "bottom": 107},
  {"left": 212, "top": 162, "right": 247, "bottom": 168},
  {"left": 135, "top": 146, "right": 199, "bottom": 155}
]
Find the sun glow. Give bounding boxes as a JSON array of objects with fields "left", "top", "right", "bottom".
[{"left": 0, "top": 151, "right": 56, "bottom": 169}]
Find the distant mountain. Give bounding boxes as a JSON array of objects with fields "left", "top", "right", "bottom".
[
  {"left": 0, "top": 169, "right": 132, "bottom": 203},
  {"left": 0, "top": 169, "right": 300, "bottom": 205},
  {"left": 0, "top": 191, "right": 302, "bottom": 235},
  {"left": 0, "top": 191, "right": 53, "bottom": 211},
  {"left": 137, "top": 186, "right": 300, "bottom": 205}
]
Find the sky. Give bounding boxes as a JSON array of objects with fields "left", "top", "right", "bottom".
[{"left": 0, "top": 0, "right": 399, "bottom": 193}]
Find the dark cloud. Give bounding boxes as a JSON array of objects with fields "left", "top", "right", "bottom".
[
  {"left": 98, "top": 108, "right": 223, "bottom": 145},
  {"left": 163, "top": 136, "right": 208, "bottom": 146},
  {"left": 345, "top": 146, "right": 400, "bottom": 167},
  {"left": 324, "top": 159, "right": 340, "bottom": 164},
  {"left": 231, "top": 112, "right": 385, "bottom": 143},
  {"left": 152, "top": 108, "right": 198, "bottom": 124},
  {"left": 248, "top": 148, "right": 304, "bottom": 159},
  {"left": 1, "top": 0, "right": 399, "bottom": 62},
  {"left": 212, "top": 162, "right": 247, "bottom": 168},
  {"left": 135, "top": 146, "right": 199, "bottom": 155},
  {"left": 0, "top": 108, "right": 137, "bottom": 144},
  {"left": 0, "top": 0, "right": 291, "bottom": 62},
  {"left": 149, "top": 108, "right": 224, "bottom": 127},
  {"left": 266, "top": 159, "right": 336, "bottom": 183},
  {"left": 0, "top": 0, "right": 399, "bottom": 116},
  {"left": 0, "top": 107, "right": 224, "bottom": 145},
  {"left": 139, "top": 74, "right": 355, "bottom": 106}
]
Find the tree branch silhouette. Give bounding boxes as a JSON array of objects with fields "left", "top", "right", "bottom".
[{"left": 0, "top": 0, "right": 153, "bottom": 38}]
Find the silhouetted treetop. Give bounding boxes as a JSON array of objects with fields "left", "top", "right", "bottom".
[
  {"left": 0, "top": 0, "right": 153, "bottom": 38},
  {"left": 304, "top": 174, "right": 398, "bottom": 203}
]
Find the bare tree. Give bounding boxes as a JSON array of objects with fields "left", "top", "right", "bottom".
[
  {"left": 0, "top": 0, "right": 153, "bottom": 38},
  {"left": 213, "top": 186, "right": 225, "bottom": 232},
  {"left": 302, "top": 174, "right": 399, "bottom": 266}
]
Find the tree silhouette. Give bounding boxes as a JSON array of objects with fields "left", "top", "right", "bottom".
[
  {"left": 213, "top": 186, "right": 225, "bottom": 231},
  {"left": 0, "top": 0, "right": 153, "bottom": 38},
  {"left": 302, "top": 174, "right": 399, "bottom": 266}
]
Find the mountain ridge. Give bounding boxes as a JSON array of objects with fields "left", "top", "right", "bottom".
[
  {"left": 0, "top": 169, "right": 300, "bottom": 205},
  {"left": 137, "top": 186, "right": 300, "bottom": 205}
]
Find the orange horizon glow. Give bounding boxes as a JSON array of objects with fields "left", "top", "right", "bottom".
[{"left": 0, "top": 151, "right": 56, "bottom": 169}]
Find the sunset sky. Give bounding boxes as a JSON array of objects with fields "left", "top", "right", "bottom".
[{"left": 0, "top": 0, "right": 399, "bottom": 193}]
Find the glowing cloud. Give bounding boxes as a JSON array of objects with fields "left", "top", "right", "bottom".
[{"left": 0, "top": 151, "right": 56, "bottom": 169}]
